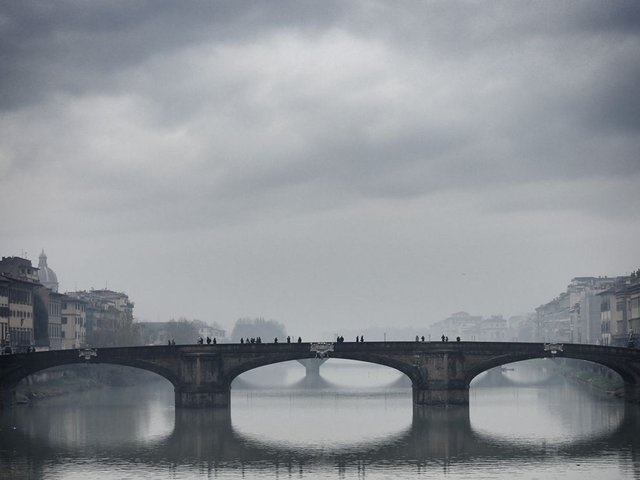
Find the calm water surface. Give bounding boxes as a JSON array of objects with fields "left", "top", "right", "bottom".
[{"left": 1, "top": 361, "right": 639, "bottom": 479}]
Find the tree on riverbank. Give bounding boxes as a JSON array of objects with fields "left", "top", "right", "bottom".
[{"left": 230, "top": 318, "right": 286, "bottom": 342}]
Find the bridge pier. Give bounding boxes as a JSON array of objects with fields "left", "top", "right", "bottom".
[
  {"left": 175, "top": 352, "right": 231, "bottom": 408},
  {"left": 297, "top": 358, "right": 327, "bottom": 378}
]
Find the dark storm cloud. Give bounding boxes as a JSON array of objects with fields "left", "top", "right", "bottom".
[
  {"left": 0, "top": 0, "right": 348, "bottom": 109},
  {"left": 1, "top": 0, "right": 639, "bottom": 234}
]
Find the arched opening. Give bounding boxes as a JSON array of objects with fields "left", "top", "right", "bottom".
[
  {"left": 307, "top": 358, "right": 410, "bottom": 389},
  {"left": 468, "top": 358, "right": 626, "bottom": 446},
  {"left": 229, "top": 358, "right": 413, "bottom": 445},
  {"left": 14, "top": 363, "right": 174, "bottom": 407},
  {"left": 469, "top": 358, "right": 623, "bottom": 393},
  {"left": 231, "top": 358, "right": 412, "bottom": 449},
  {"left": 470, "top": 359, "right": 557, "bottom": 388},
  {"left": 231, "top": 360, "right": 301, "bottom": 389},
  {"left": 232, "top": 358, "right": 412, "bottom": 390},
  {"left": 6, "top": 364, "right": 175, "bottom": 451}
]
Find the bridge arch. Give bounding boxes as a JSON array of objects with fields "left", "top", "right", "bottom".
[
  {"left": 225, "top": 351, "right": 417, "bottom": 387},
  {"left": 233, "top": 356, "right": 411, "bottom": 389},
  {"left": 0, "top": 347, "right": 183, "bottom": 408},
  {"left": 464, "top": 350, "right": 636, "bottom": 388},
  {"left": 13, "top": 358, "right": 180, "bottom": 390}
]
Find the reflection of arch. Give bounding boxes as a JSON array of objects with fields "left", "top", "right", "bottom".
[
  {"left": 119, "top": 402, "right": 640, "bottom": 465},
  {"left": 2, "top": 398, "right": 638, "bottom": 473}
]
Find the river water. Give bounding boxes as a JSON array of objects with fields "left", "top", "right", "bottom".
[{"left": 1, "top": 360, "right": 639, "bottom": 479}]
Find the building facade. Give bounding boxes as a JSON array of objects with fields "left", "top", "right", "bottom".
[
  {"left": 535, "top": 277, "right": 619, "bottom": 345},
  {"left": 598, "top": 278, "right": 630, "bottom": 346},
  {"left": 599, "top": 270, "right": 640, "bottom": 347},
  {"left": 628, "top": 272, "right": 640, "bottom": 336},
  {"left": 66, "top": 289, "right": 135, "bottom": 347},
  {"left": 0, "top": 277, "right": 9, "bottom": 350},
  {"left": 34, "top": 251, "right": 63, "bottom": 349},
  {"left": 0, "top": 257, "right": 41, "bottom": 351},
  {"left": 47, "top": 291, "right": 64, "bottom": 350},
  {"left": 60, "top": 295, "right": 86, "bottom": 349}
]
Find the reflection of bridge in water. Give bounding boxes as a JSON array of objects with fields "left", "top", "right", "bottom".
[
  {"left": 3, "top": 401, "right": 640, "bottom": 476},
  {"left": 2, "top": 341, "right": 640, "bottom": 408}
]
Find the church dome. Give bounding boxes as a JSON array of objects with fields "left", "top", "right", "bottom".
[{"left": 37, "top": 250, "right": 59, "bottom": 292}]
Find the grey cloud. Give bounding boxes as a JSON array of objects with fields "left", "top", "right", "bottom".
[
  {"left": 3, "top": 2, "right": 640, "bottom": 330},
  {"left": 2, "top": 0, "right": 639, "bottom": 234},
  {"left": 0, "top": 0, "right": 349, "bottom": 109}
]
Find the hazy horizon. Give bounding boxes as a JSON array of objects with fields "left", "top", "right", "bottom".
[{"left": 2, "top": 1, "right": 639, "bottom": 339}]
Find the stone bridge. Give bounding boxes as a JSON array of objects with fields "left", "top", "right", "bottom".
[{"left": 2, "top": 341, "right": 640, "bottom": 408}]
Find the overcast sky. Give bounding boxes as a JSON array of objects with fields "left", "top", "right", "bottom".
[{"left": 1, "top": 1, "right": 639, "bottom": 338}]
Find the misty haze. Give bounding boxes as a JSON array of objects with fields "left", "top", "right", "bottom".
[{"left": 1, "top": 1, "right": 640, "bottom": 479}]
